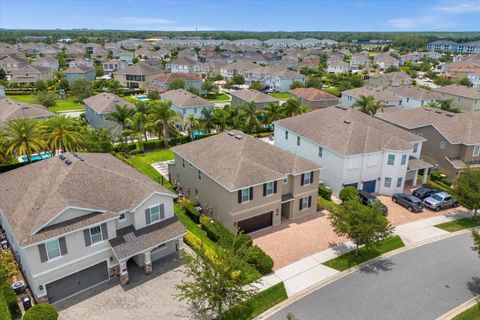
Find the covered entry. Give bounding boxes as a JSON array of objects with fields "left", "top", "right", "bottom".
[
  {"left": 46, "top": 261, "right": 109, "bottom": 303},
  {"left": 238, "top": 211, "right": 273, "bottom": 233}
]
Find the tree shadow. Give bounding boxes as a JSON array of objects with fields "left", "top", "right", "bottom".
[
  {"left": 328, "top": 241, "right": 355, "bottom": 255},
  {"left": 467, "top": 276, "right": 480, "bottom": 295},
  {"left": 359, "top": 259, "right": 395, "bottom": 275}
]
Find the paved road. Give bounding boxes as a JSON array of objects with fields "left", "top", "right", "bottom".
[{"left": 267, "top": 232, "right": 480, "bottom": 320}]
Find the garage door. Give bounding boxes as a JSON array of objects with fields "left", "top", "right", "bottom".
[
  {"left": 362, "top": 180, "right": 376, "bottom": 193},
  {"left": 237, "top": 212, "right": 272, "bottom": 234},
  {"left": 46, "top": 261, "right": 108, "bottom": 303}
]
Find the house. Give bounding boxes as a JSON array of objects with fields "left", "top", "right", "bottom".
[
  {"left": 102, "top": 59, "right": 129, "bottom": 74},
  {"left": 160, "top": 89, "right": 213, "bottom": 119},
  {"left": 289, "top": 87, "right": 340, "bottom": 109},
  {"left": 114, "top": 62, "right": 163, "bottom": 89},
  {"left": 427, "top": 40, "right": 480, "bottom": 54},
  {"left": 112, "top": 49, "right": 135, "bottom": 64},
  {"left": 468, "top": 73, "right": 480, "bottom": 88},
  {"left": 0, "top": 85, "right": 5, "bottom": 97},
  {"left": 168, "top": 131, "right": 320, "bottom": 233},
  {"left": 68, "top": 58, "right": 94, "bottom": 69},
  {"left": 32, "top": 57, "right": 59, "bottom": 72},
  {"left": 9, "top": 65, "right": 54, "bottom": 83},
  {"left": 148, "top": 73, "right": 203, "bottom": 93},
  {"left": 445, "top": 60, "right": 480, "bottom": 78},
  {"left": 83, "top": 93, "right": 135, "bottom": 131},
  {"left": 64, "top": 65, "right": 96, "bottom": 83},
  {"left": 0, "top": 55, "right": 29, "bottom": 75},
  {"left": 165, "top": 58, "right": 196, "bottom": 73},
  {"left": 376, "top": 108, "right": 480, "bottom": 178},
  {"left": 220, "top": 61, "right": 257, "bottom": 80},
  {"left": 341, "top": 87, "right": 402, "bottom": 107},
  {"left": 349, "top": 53, "right": 370, "bottom": 71},
  {"left": 300, "top": 55, "right": 320, "bottom": 69},
  {"left": 368, "top": 71, "right": 413, "bottom": 87},
  {"left": 274, "top": 106, "right": 429, "bottom": 195},
  {"left": 384, "top": 85, "right": 441, "bottom": 109},
  {"left": 0, "top": 98, "right": 54, "bottom": 122},
  {"left": 327, "top": 58, "right": 349, "bottom": 74},
  {"left": 433, "top": 84, "right": 480, "bottom": 113},
  {"left": 373, "top": 54, "right": 400, "bottom": 71},
  {"left": 0, "top": 153, "right": 185, "bottom": 303},
  {"left": 230, "top": 89, "right": 279, "bottom": 109},
  {"left": 269, "top": 69, "right": 306, "bottom": 92}
]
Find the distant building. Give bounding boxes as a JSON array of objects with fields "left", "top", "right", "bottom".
[
  {"left": 289, "top": 87, "right": 339, "bottom": 109},
  {"left": 427, "top": 40, "right": 480, "bottom": 54},
  {"left": 64, "top": 65, "right": 96, "bottom": 83}
]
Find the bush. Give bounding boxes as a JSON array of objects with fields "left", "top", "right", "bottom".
[
  {"left": 339, "top": 186, "right": 359, "bottom": 202},
  {"left": 430, "top": 172, "right": 452, "bottom": 187},
  {"left": 35, "top": 92, "right": 57, "bottom": 108},
  {"left": 247, "top": 245, "right": 273, "bottom": 274},
  {"left": 23, "top": 304, "right": 58, "bottom": 320},
  {"left": 184, "top": 204, "right": 201, "bottom": 224},
  {"left": 318, "top": 185, "right": 332, "bottom": 200},
  {"left": 0, "top": 265, "right": 21, "bottom": 320},
  {"left": 317, "top": 196, "right": 340, "bottom": 212}
]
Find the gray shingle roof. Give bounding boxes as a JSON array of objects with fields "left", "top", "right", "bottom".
[
  {"left": 230, "top": 89, "right": 279, "bottom": 104},
  {"left": 160, "top": 89, "right": 212, "bottom": 108},
  {"left": 384, "top": 85, "right": 441, "bottom": 101},
  {"left": 0, "top": 98, "right": 54, "bottom": 121},
  {"left": 83, "top": 92, "right": 135, "bottom": 114}
]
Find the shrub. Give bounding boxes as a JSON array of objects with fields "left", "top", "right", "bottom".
[
  {"left": 23, "top": 304, "right": 58, "bottom": 320},
  {"left": 35, "top": 92, "right": 57, "bottom": 108},
  {"left": 247, "top": 245, "right": 274, "bottom": 275},
  {"left": 0, "top": 265, "right": 21, "bottom": 320},
  {"left": 318, "top": 185, "right": 332, "bottom": 200},
  {"left": 317, "top": 196, "right": 340, "bottom": 212},
  {"left": 183, "top": 231, "right": 221, "bottom": 269},
  {"left": 184, "top": 204, "right": 201, "bottom": 224},
  {"left": 339, "top": 186, "right": 359, "bottom": 202},
  {"left": 430, "top": 172, "right": 452, "bottom": 187}
]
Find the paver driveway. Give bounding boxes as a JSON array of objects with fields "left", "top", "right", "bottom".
[{"left": 57, "top": 254, "right": 195, "bottom": 320}]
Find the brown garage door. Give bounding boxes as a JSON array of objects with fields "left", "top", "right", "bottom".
[{"left": 237, "top": 211, "right": 273, "bottom": 233}]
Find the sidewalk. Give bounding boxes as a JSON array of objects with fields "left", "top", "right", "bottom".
[{"left": 254, "top": 210, "right": 473, "bottom": 297}]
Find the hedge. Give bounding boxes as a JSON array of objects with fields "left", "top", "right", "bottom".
[
  {"left": 339, "top": 186, "right": 359, "bottom": 202},
  {"left": 317, "top": 196, "right": 340, "bottom": 212},
  {"left": 246, "top": 245, "right": 274, "bottom": 275},
  {"left": 0, "top": 265, "right": 20, "bottom": 320},
  {"left": 318, "top": 185, "right": 332, "bottom": 200},
  {"left": 430, "top": 171, "right": 452, "bottom": 187},
  {"left": 184, "top": 204, "right": 201, "bottom": 224},
  {"left": 23, "top": 304, "right": 58, "bottom": 320}
]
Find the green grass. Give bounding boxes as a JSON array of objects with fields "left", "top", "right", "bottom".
[
  {"left": 435, "top": 217, "right": 480, "bottom": 232},
  {"left": 323, "top": 236, "right": 405, "bottom": 271},
  {"left": 0, "top": 293, "right": 11, "bottom": 320},
  {"left": 124, "top": 96, "right": 138, "bottom": 104},
  {"left": 269, "top": 92, "right": 290, "bottom": 99},
  {"left": 7, "top": 94, "right": 84, "bottom": 112},
  {"left": 218, "top": 282, "right": 288, "bottom": 320},
  {"left": 174, "top": 205, "right": 215, "bottom": 247},
  {"left": 205, "top": 93, "right": 231, "bottom": 101},
  {"left": 453, "top": 303, "right": 480, "bottom": 320},
  {"left": 317, "top": 196, "right": 340, "bottom": 212}
]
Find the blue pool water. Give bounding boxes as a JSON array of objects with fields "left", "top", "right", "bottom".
[
  {"left": 135, "top": 95, "right": 150, "bottom": 101},
  {"left": 20, "top": 153, "right": 53, "bottom": 163},
  {"left": 192, "top": 130, "right": 208, "bottom": 138}
]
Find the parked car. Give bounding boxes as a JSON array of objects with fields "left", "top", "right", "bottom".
[
  {"left": 412, "top": 186, "right": 441, "bottom": 200},
  {"left": 392, "top": 193, "right": 424, "bottom": 212},
  {"left": 423, "top": 192, "right": 458, "bottom": 211},
  {"left": 358, "top": 190, "right": 388, "bottom": 214}
]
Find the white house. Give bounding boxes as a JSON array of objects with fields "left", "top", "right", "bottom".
[
  {"left": 160, "top": 89, "right": 213, "bottom": 119},
  {"left": 384, "top": 85, "right": 441, "bottom": 109},
  {"left": 341, "top": 87, "right": 402, "bottom": 107},
  {"left": 273, "top": 106, "right": 430, "bottom": 195}
]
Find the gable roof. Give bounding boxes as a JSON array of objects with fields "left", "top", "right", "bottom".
[
  {"left": 0, "top": 153, "right": 175, "bottom": 246},
  {"left": 274, "top": 106, "right": 421, "bottom": 156},
  {"left": 115, "top": 62, "right": 162, "bottom": 75},
  {"left": 434, "top": 84, "right": 480, "bottom": 99},
  {"left": 160, "top": 89, "right": 212, "bottom": 108},
  {"left": 153, "top": 72, "right": 202, "bottom": 83},
  {"left": 384, "top": 85, "right": 441, "bottom": 101},
  {"left": 82, "top": 92, "right": 135, "bottom": 114},
  {"left": 172, "top": 131, "right": 320, "bottom": 191},
  {"left": 64, "top": 65, "right": 94, "bottom": 74},
  {"left": 289, "top": 87, "right": 339, "bottom": 101},
  {"left": 382, "top": 71, "right": 411, "bottom": 82},
  {"left": 0, "top": 98, "right": 54, "bottom": 121},
  {"left": 342, "top": 87, "right": 402, "bottom": 103},
  {"left": 230, "top": 89, "right": 279, "bottom": 104}
]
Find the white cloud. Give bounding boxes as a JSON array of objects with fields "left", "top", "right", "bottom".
[
  {"left": 434, "top": 1, "right": 480, "bottom": 13},
  {"left": 388, "top": 16, "right": 444, "bottom": 29},
  {"left": 115, "top": 17, "right": 174, "bottom": 26}
]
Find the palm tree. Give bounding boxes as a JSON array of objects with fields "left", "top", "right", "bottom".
[
  {"left": 425, "top": 101, "right": 439, "bottom": 109},
  {"left": 1, "top": 118, "right": 46, "bottom": 163},
  {"left": 106, "top": 104, "right": 135, "bottom": 143},
  {"left": 353, "top": 95, "right": 375, "bottom": 114},
  {"left": 298, "top": 104, "right": 312, "bottom": 114},
  {"left": 263, "top": 102, "right": 284, "bottom": 124},
  {"left": 282, "top": 98, "right": 302, "bottom": 117},
  {"left": 148, "top": 100, "right": 180, "bottom": 147},
  {"left": 0, "top": 136, "right": 13, "bottom": 165},
  {"left": 126, "top": 102, "right": 149, "bottom": 142},
  {"left": 439, "top": 99, "right": 454, "bottom": 111},
  {"left": 200, "top": 108, "right": 214, "bottom": 132},
  {"left": 184, "top": 114, "right": 201, "bottom": 140},
  {"left": 44, "top": 116, "right": 83, "bottom": 153},
  {"left": 240, "top": 102, "right": 261, "bottom": 133},
  {"left": 212, "top": 108, "right": 227, "bottom": 132}
]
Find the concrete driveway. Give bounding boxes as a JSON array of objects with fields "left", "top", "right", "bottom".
[{"left": 57, "top": 254, "right": 195, "bottom": 320}]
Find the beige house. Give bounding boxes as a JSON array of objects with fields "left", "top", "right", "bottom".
[
  {"left": 9, "top": 65, "right": 53, "bottom": 83},
  {"left": 376, "top": 107, "right": 480, "bottom": 178},
  {"left": 341, "top": 86, "right": 402, "bottom": 107},
  {"left": 368, "top": 71, "right": 413, "bottom": 87},
  {"left": 169, "top": 131, "right": 320, "bottom": 233},
  {"left": 289, "top": 87, "right": 340, "bottom": 109},
  {"left": 0, "top": 98, "right": 54, "bottom": 122},
  {"left": 230, "top": 89, "right": 279, "bottom": 108},
  {"left": 114, "top": 62, "right": 163, "bottom": 89},
  {"left": 433, "top": 84, "right": 480, "bottom": 113}
]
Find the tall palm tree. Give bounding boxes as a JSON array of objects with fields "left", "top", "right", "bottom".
[
  {"left": 353, "top": 95, "right": 375, "bottom": 114},
  {"left": 44, "top": 116, "right": 83, "bottom": 153},
  {"left": 106, "top": 104, "right": 135, "bottom": 143},
  {"left": 298, "top": 104, "right": 312, "bottom": 114},
  {"left": 212, "top": 108, "right": 227, "bottom": 132},
  {"left": 282, "top": 98, "right": 302, "bottom": 117},
  {"left": 184, "top": 114, "right": 201, "bottom": 140},
  {"left": 148, "top": 100, "right": 180, "bottom": 147},
  {"left": 240, "top": 102, "right": 261, "bottom": 133},
  {"left": 1, "top": 118, "right": 46, "bottom": 163},
  {"left": 264, "top": 102, "right": 284, "bottom": 124},
  {"left": 0, "top": 136, "right": 13, "bottom": 165},
  {"left": 200, "top": 108, "right": 214, "bottom": 132}
]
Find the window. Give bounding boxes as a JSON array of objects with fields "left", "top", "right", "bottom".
[
  {"left": 265, "top": 181, "right": 274, "bottom": 196},
  {"left": 176, "top": 173, "right": 180, "bottom": 183},
  {"left": 46, "top": 239, "right": 61, "bottom": 260},
  {"left": 300, "top": 197, "right": 309, "bottom": 210},
  {"left": 118, "top": 213, "right": 126, "bottom": 222},
  {"left": 384, "top": 177, "right": 392, "bottom": 188},
  {"left": 195, "top": 188, "right": 198, "bottom": 196},
  {"left": 197, "top": 170, "right": 202, "bottom": 181},
  {"left": 387, "top": 154, "right": 395, "bottom": 165},
  {"left": 149, "top": 205, "right": 161, "bottom": 223},
  {"left": 413, "top": 143, "right": 418, "bottom": 153},
  {"left": 285, "top": 130, "right": 288, "bottom": 140},
  {"left": 440, "top": 141, "right": 446, "bottom": 150},
  {"left": 241, "top": 188, "right": 250, "bottom": 203},
  {"left": 474, "top": 145, "right": 480, "bottom": 157},
  {"left": 194, "top": 107, "right": 197, "bottom": 113},
  {"left": 90, "top": 226, "right": 103, "bottom": 244},
  {"left": 396, "top": 177, "right": 403, "bottom": 188},
  {"left": 302, "top": 172, "right": 312, "bottom": 185},
  {"left": 182, "top": 109, "right": 186, "bottom": 115},
  {"left": 297, "top": 136, "right": 300, "bottom": 146},
  {"left": 401, "top": 154, "right": 407, "bottom": 166},
  {"left": 347, "top": 157, "right": 361, "bottom": 170},
  {"left": 182, "top": 158, "right": 186, "bottom": 168},
  {"left": 318, "top": 146, "right": 323, "bottom": 158}
]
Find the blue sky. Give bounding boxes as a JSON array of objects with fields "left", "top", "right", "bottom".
[{"left": 1, "top": 0, "right": 479, "bottom": 31}]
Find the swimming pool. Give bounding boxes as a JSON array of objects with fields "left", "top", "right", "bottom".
[
  {"left": 20, "top": 152, "right": 53, "bottom": 163},
  {"left": 135, "top": 95, "right": 150, "bottom": 101}
]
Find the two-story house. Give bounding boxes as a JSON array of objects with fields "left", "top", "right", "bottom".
[
  {"left": 114, "top": 62, "right": 163, "bottom": 89},
  {"left": 274, "top": 106, "right": 429, "bottom": 195},
  {"left": 160, "top": 89, "right": 213, "bottom": 120},
  {"left": 102, "top": 60, "right": 128, "bottom": 74},
  {"left": 341, "top": 87, "right": 402, "bottom": 108},
  {"left": 83, "top": 92, "right": 135, "bottom": 132},
  {"left": 368, "top": 71, "right": 413, "bottom": 87},
  {"left": 373, "top": 54, "right": 400, "bottom": 71},
  {"left": 327, "top": 58, "right": 350, "bottom": 74},
  {"left": 384, "top": 85, "right": 441, "bottom": 109},
  {"left": 376, "top": 107, "right": 480, "bottom": 178},
  {"left": 168, "top": 131, "right": 320, "bottom": 233},
  {"left": 148, "top": 73, "right": 203, "bottom": 93},
  {"left": 433, "top": 84, "right": 480, "bottom": 113},
  {"left": 0, "top": 153, "right": 184, "bottom": 304},
  {"left": 64, "top": 65, "right": 96, "bottom": 83},
  {"left": 32, "top": 57, "right": 60, "bottom": 72}
]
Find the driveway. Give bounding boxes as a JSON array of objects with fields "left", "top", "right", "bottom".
[
  {"left": 57, "top": 254, "right": 195, "bottom": 320},
  {"left": 266, "top": 231, "right": 480, "bottom": 320}
]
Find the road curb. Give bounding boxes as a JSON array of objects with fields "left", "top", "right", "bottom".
[{"left": 436, "top": 296, "right": 479, "bottom": 320}]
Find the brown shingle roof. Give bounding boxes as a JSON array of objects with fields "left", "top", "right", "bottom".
[
  {"left": 289, "top": 87, "right": 339, "bottom": 101},
  {"left": 274, "top": 106, "right": 421, "bottom": 156},
  {"left": 115, "top": 62, "right": 162, "bottom": 75},
  {"left": 153, "top": 72, "right": 201, "bottom": 83},
  {"left": 64, "top": 65, "right": 93, "bottom": 74},
  {"left": 172, "top": 131, "right": 320, "bottom": 191},
  {"left": 0, "top": 98, "right": 54, "bottom": 121},
  {"left": 382, "top": 71, "right": 411, "bottom": 82},
  {"left": 342, "top": 87, "right": 402, "bottom": 103},
  {"left": 434, "top": 84, "right": 480, "bottom": 99},
  {"left": 82, "top": 92, "right": 135, "bottom": 114},
  {"left": 230, "top": 89, "right": 279, "bottom": 104},
  {"left": 160, "top": 89, "right": 212, "bottom": 108},
  {"left": 384, "top": 85, "right": 441, "bottom": 101},
  {"left": 0, "top": 153, "right": 175, "bottom": 246}
]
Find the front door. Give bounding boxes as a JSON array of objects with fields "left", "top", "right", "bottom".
[{"left": 281, "top": 202, "right": 291, "bottom": 219}]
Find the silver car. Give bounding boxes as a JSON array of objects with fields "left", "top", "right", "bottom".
[{"left": 423, "top": 192, "right": 458, "bottom": 211}]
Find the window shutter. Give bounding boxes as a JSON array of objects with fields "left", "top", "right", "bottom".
[
  {"left": 159, "top": 204, "right": 165, "bottom": 220},
  {"left": 101, "top": 223, "right": 109, "bottom": 240},
  {"left": 59, "top": 237, "right": 68, "bottom": 255},
  {"left": 308, "top": 196, "right": 312, "bottom": 208},
  {"left": 299, "top": 199, "right": 302, "bottom": 210},
  {"left": 300, "top": 174, "right": 305, "bottom": 186},
  {"left": 83, "top": 229, "right": 91, "bottom": 247},
  {"left": 38, "top": 243, "right": 48, "bottom": 262},
  {"left": 263, "top": 183, "right": 267, "bottom": 196},
  {"left": 274, "top": 181, "right": 277, "bottom": 193},
  {"left": 145, "top": 208, "right": 151, "bottom": 225},
  {"left": 310, "top": 171, "right": 314, "bottom": 184},
  {"left": 238, "top": 190, "right": 242, "bottom": 203},
  {"left": 249, "top": 187, "right": 253, "bottom": 200}
]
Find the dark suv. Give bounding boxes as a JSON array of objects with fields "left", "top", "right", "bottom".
[
  {"left": 412, "top": 186, "right": 441, "bottom": 200},
  {"left": 358, "top": 190, "right": 388, "bottom": 214}
]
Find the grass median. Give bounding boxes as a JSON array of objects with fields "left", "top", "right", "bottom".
[
  {"left": 435, "top": 217, "right": 480, "bottom": 233},
  {"left": 453, "top": 303, "right": 480, "bottom": 320},
  {"left": 323, "top": 236, "right": 405, "bottom": 271}
]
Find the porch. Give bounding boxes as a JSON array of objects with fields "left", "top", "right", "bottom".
[{"left": 406, "top": 157, "right": 434, "bottom": 188}]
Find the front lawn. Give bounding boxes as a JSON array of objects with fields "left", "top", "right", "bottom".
[
  {"left": 269, "top": 92, "right": 290, "bottom": 99},
  {"left": 323, "top": 236, "right": 405, "bottom": 271},
  {"left": 435, "top": 217, "right": 480, "bottom": 232},
  {"left": 453, "top": 303, "right": 480, "bottom": 320},
  {"left": 7, "top": 94, "right": 84, "bottom": 112},
  {"left": 205, "top": 93, "right": 231, "bottom": 101},
  {"left": 218, "top": 282, "right": 288, "bottom": 320},
  {"left": 0, "top": 294, "right": 11, "bottom": 320}
]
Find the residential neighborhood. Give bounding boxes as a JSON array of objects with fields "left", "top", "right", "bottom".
[{"left": 0, "top": 1, "right": 480, "bottom": 320}]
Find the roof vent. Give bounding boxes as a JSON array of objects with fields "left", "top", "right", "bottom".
[
  {"left": 73, "top": 153, "right": 84, "bottom": 161},
  {"left": 64, "top": 159, "right": 72, "bottom": 165},
  {"left": 234, "top": 135, "right": 243, "bottom": 139},
  {"left": 59, "top": 154, "right": 67, "bottom": 160},
  {"left": 435, "top": 111, "right": 442, "bottom": 114},
  {"left": 446, "top": 114, "right": 454, "bottom": 117},
  {"left": 425, "top": 109, "right": 432, "bottom": 112},
  {"left": 227, "top": 131, "right": 235, "bottom": 136},
  {"left": 344, "top": 120, "right": 351, "bottom": 124}
]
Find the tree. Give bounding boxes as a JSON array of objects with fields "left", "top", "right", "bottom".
[
  {"left": 202, "top": 80, "right": 216, "bottom": 95},
  {"left": 282, "top": 97, "right": 302, "bottom": 117},
  {"left": 95, "top": 65, "right": 104, "bottom": 77},
  {"left": 106, "top": 104, "right": 135, "bottom": 143},
  {"left": 176, "top": 244, "right": 258, "bottom": 319},
  {"left": 353, "top": 95, "right": 383, "bottom": 116},
  {"left": 23, "top": 304, "right": 58, "bottom": 320},
  {"left": 305, "top": 77, "right": 322, "bottom": 89},
  {"left": 1, "top": 118, "right": 46, "bottom": 163},
  {"left": 264, "top": 102, "right": 284, "bottom": 124},
  {"left": 70, "top": 79, "right": 94, "bottom": 101},
  {"left": 231, "top": 74, "right": 245, "bottom": 85},
  {"left": 147, "top": 90, "right": 160, "bottom": 100},
  {"left": 329, "top": 199, "right": 393, "bottom": 256},
  {"left": 44, "top": 116, "right": 83, "bottom": 153},
  {"left": 81, "top": 126, "right": 114, "bottom": 152},
  {"left": 34, "top": 80, "right": 47, "bottom": 91},
  {"left": 132, "top": 57, "right": 139, "bottom": 64},
  {"left": 339, "top": 186, "right": 360, "bottom": 202},
  {"left": 148, "top": 100, "right": 180, "bottom": 147},
  {"left": 184, "top": 114, "right": 200, "bottom": 140},
  {"left": 455, "top": 169, "right": 480, "bottom": 217},
  {"left": 200, "top": 108, "right": 215, "bottom": 132},
  {"left": 289, "top": 80, "right": 305, "bottom": 90},
  {"left": 0, "top": 68, "right": 6, "bottom": 80},
  {"left": 438, "top": 99, "right": 459, "bottom": 113},
  {"left": 384, "top": 66, "right": 400, "bottom": 73},
  {"left": 249, "top": 81, "right": 264, "bottom": 91},
  {"left": 168, "top": 79, "right": 185, "bottom": 90},
  {"left": 471, "top": 229, "right": 480, "bottom": 256},
  {"left": 240, "top": 102, "right": 261, "bottom": 133},
  {"left": 35, "top": 91, "right": 57, "bottom": 108},
  {"left": 187, "top": 86, "right": 201, "bottom": 96}
]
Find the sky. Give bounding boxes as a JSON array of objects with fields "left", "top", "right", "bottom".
[{"left": 1, "top": 0, "right": 480, "bottom": 32}]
